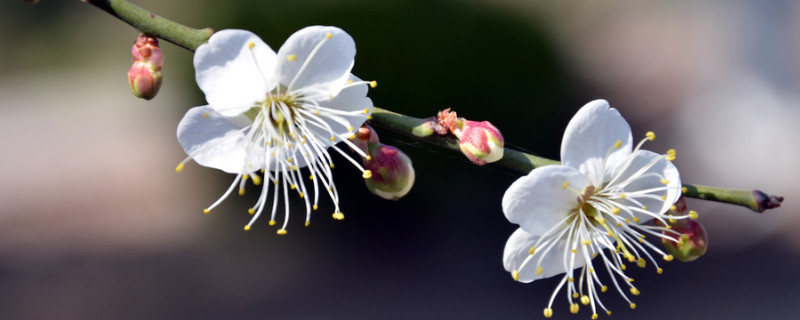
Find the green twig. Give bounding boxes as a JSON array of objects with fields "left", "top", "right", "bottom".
[
  {"left": 80, "top": 0, "right": 783, "bottom": 214},
  {"left": 82, "top": 0, "right": 211, "bottom": 51},
  {"left": 369, "top": 108, "right": 783, "bottom": 213}
]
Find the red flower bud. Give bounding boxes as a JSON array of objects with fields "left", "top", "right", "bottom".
[
  {"left": 363, "top": 142, "right": 415, "bottom": 200},
  {"left": 457, "top": 120, "right": 504, "bottom": 165},
  {"left": 127, "top": 35, "right": 163, "bottom": 100}
]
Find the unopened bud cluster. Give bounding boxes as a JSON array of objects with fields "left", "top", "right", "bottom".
[
  {"left": 353, "top": 125, "right": 415, "bottom": 200},
  {"left": 416, "top": 108, "right": 505, "bottom": 166},
  {"left": 127, "top": 34, "right": 163, "bottom": 100}
]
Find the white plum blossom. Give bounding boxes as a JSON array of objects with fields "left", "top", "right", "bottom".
[
  {"left": 176, "top": 26, "right": 375, "bottom": 234},
  {"left": 502, "top": 100, "right": 683, "bottom": 318}
]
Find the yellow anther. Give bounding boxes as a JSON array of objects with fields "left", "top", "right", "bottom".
[
  {"left": 628, "top": 278, "right": 635, "bottom": 282},
  {"left": 243, "top": 225, "right": 251, "bottom": 231},
  {"left": 299, "top": 192, "right": 304, "bottom": 198},
  {"left": 670, "top": 205, "right": 677, "bottom": 211},
  {"left": 528, "top": 246, "right": 536, "bottom": 255},
  {"left": 666, "top": 149, "right": 677, "bottom": 161},
  {"left": 366, "top": 115, "right": 372, "bottom": 120},
  {"left": 572, "top": 249, "right": 577, "bottom": 253},
  {"left": 269, "top": 220, "right": 276, "bottom": 226},
  {"left": 305, "top": 221, "right": 310, "bottom": 227},
  {"left": 625, "top": 219, "right": 630, "bottom": 224},
  {"left": 247, "top": 41, "right": 255, "bottom": 49},
  {"left": 543, "top": 308, "right": 553, "bottom": 318},
  {"left": 175, "top": 163, "right": 185, "bottom": 173},
  {"left": 536, "top": 266, "right": 543, "bottom": 276},
  {"left": 660, "top": 178, "right": 670, "bottom": 185},
  {"left": 290, "top": 184, "right": 296, "bottom": 190},
  {"left": 630, "top": 303, "right": 637, "bottom": 309},
  {"left": 662, "top": 195, "right": 667, "bottom": 200},
  {"left": 325, "top": 32, "right": 332, "bottom": 39},
  {"left": 666, "top": 225, "right": 672, "bottom": 229},
  {"left": 287, "top": 158, "right": 292, "bottom": 163},
  {"left": 663, "top": 254, "right": 674, "bottom": 262},
  {"left": 330, "top": 136, "right": 336, "bottom": 142},
  {"left": 332, "top": 212, "right": 345, "bottom": 220},
  {"left": 614, "top": 140, "right": 622, "bottom": 148},
  {"left": 620, "top": 193, "right": 626, "bottom": 199},
  {"left": 248, "top": 208, "right": 255, "bottom": 215},
  {"left": 347, "top": 79, "right": 354, "bottom": 84},
  {"left": 287, "top": 54, "right": 297, "bottom": 61},
  {"left": 592, "top": 313, "right": 598, "bottom": 320},
  {"left": 562, "top": 181, "right": 569, "bottom": 189},
  {"left": 277, "top": 229, "right": 287, "bottom": 235},
  {"left": 366, "top": 155, "right": 372, "bottom": 161},
  {"left": 601, "top": 285, "right": 608, "bottom": 293},
  {"left": 616, "top": 222, "right": 622, "bottom": 227},
  {"left": 363, "top": 170, "right": 373, "bottom": 179},
  {"left": 688, "top": 210, "right": 699, "bottom": 219},
  {"left": 641, "top": 205, "right": 648, "bottom": 210},
  {"left": 592, "top": 253, "right": 597, "bottom": 258},
  {"left": 570, "top": 303, "right": 580, "bottom": 314},
  {"left": 669, "top": 218, "right": 677, "bottom": 223},
  {"left": 621, "top": 264, "right": 627, "bottom": 271},
  {"left": 582, "top": 239, "right": 591, "bottom": 245},
  {"left": 363, "top": 108, "right": 370, "bottom": 114},
  {"left": 293, "top": 166, "right": 298, "bottom": 171},
  {"left": 273, "top": 180, "right": 280, "bottom": 185},
  {"left": 611, "top": 207, "right": 621, "bottom": 214},
  {"left": 202, "top": 112, "right": 209, "bottom": 119},
  {"left": 313, "top": 205, "right": 319, "bottom": 211},
  {"left": 646, "top": 131, "right": 656, "bottom": 141},
  {"left": 252, "top": 176, "right": 262, "bottom": 186},
  {"left": 309, "top": 175, "right": 315, "bottom": 180},
  {"left": 630, "top": 287, "right": 640, "bottom": 296},
  {"left": 581, "top": 295, "right": 590, "bottom": 305},
  {"left": 568, "top": 277, "right": 575, "bottom": 283},
  {"left": 316, "top": 110, "right": 321, "bottom": 116},
  {"left": 573, "top": 292, "right": 579, "bottom": 299},
  {"left": 203, "top": 208, "right": 210, "bottom": 214},
  {"left": 369, "top": 81, "right": 377, "bottom": 88},
  {"left": 632, "top": 216, "right": 640, "bottom": 223},
  {"left": 657, "top": 268, "right": 663, "bottom": 274},
  {"left": 348, "top": 134, "right": 356, "bottom": 140},
  {"left": 682, "top": 187, "right": 688, "bottom": 193},
  {"left": 511, "top": 270, "right": 520, "bottom": 281},
  {"left": 607, "top": 311, "right": 612, "bottom": 316},
  {"left": 637, "top": 258, "right": 646, "bottom": 268},
  {"left": 627, "top": 255, "right": 636, "bottom": 263}
]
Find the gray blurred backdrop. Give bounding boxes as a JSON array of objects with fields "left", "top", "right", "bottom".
[{"left": 1, "top": 0, "right": 798, "bottom": 319}]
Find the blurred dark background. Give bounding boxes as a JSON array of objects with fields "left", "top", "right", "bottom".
[{"left": 1, "top": 0, "right": 798, "bottom": 319}]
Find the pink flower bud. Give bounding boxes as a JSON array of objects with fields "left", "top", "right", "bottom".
[
  {"left": 363, "top": 142, "right": 415, "bottom": 200},
  {"left": 662, "top": 217, "right": 708, "bottom": 262},
  {"left": 127, "top": 35, "right": 163, "bottom": 100},
  {"left": 457, "top": 120, "right": 504, "bottom": 165},
  {"left": 352, "top": 124, "right": 380, "bottom": 155}
]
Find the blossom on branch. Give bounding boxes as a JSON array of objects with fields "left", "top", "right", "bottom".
[
  {"left": 176, "top": 26, "right": 375, "bottom": 234},
  {"left": 502, "top": 100, "right": 683, "bottom": 318}
]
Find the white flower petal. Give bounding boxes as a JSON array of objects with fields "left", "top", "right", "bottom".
[
  {"left": 277, "top": 26, "right": 355, "bottom": 95},
  {"left": 561, "top": 99, "right": 633, "bottom": 185},
  {"left": 503, "top": 228, "right": 586, "bottom": 282},
  {"left": 194, "top": 29, "right": 277, "bottom": 116},
  {"left": 502, "top": 165, "right": 587, "bottom": 236},
  {"left": 177, "top": 106, "right": 263, "bottom": 174},
  {"left": 613, "top": 150, "right": 681, "bottom": 221}
]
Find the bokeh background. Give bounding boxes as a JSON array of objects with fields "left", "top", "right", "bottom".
[{"left": 1, "top": 0, "right": 798, "bottom": 319}]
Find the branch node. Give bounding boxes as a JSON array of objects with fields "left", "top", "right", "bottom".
[{"left": 753, "top": 190, "right": 784, "bottom": 212}]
